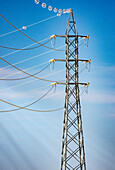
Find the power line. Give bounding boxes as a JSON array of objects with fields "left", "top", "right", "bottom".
[
  {"left": 0, "top": 78, "right": 38, "bottom": 93},
  {"left": 1, "top": 51, "right": 84, "bottom": 80},
  {"left": 0, "top": 68, "right": 65, "bottom": 93},
  {"left": 0, "top": 56, "right": 65, "bottom": 83},
  {"left": 0, "top": 98, "right": 63, "bottom": 113},
  {"left": 5, "top": 87, "right": 85, "bottom": 110},
  {"left": 6, "top": 84, "right": 51, "bottom": 100},
  {"left": 0, "top": 39, "right": 50, "bottom": 50},
  {"left": 0, "top": 15, "right": 57, "bottom": 38},
  {"left": 3, "top": 70, "right": 65, "bottom": 100},
  {"left": 1, "top": 61, "right": 49, "bottom": 79},
  {"left": 0, "top": 86, "right": 53, "bottom": 112},
  {"left": 0, "top": 14, "right": 65, "bottom": 51},
  {"left": 0, "top": 45, "right": 65, "bottom": 74},
  {"left": 0, "top": 63, "right": 50, "bottom": 81},
  {"left": 3, "top": 87, "right": 64, "bottom": 110},
  {"left": 0, "top": 56, "right": 55, "bottom": 82},
  {"left": 0, "top": 37, "right": 50, "bottom": 60}
]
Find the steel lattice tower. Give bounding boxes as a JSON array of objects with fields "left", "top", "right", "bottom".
[{"left": 60, "top": 11, "right": 88, "bottom": 170}]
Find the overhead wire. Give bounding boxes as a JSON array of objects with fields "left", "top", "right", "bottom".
[
  {"left": 3, "top": 88, "right": 64, "bottom": 111},
  {"left": 0, "top": 56, "right": 86, "bottom": 94},
  {"left": 6, "top": 62, "right": 84, "bottom": 95},
  {"left": 4, "top": 86, "right": 85, "bottom": 111},
  {"left": 0, "top": 68, "right": 65, "bottom": 93},
  {"left": 1, "top": 48, "right": 83, "bottom": 79},
  {"left": 0, "top": 56, "right": 63, "bottom": 83},
  {"left": 0, "top": 56, "right": 53, "bottom": 82},
  {"left": 79, "top": 41, "right": 85, "bottom": 47},
  {"left": 0, "top": 86, "right": 85, "bottom": 113},
  {"left": 0, "top": 13, "right": 87, "bottom": 113},
  {"left": 1, "top": 61, "right": 49, "bottom": 79},
  {"left": 0, "top": 45, "right": 65, "bottom": 74},
  {"left": 0, "top": 36, "right": 84, "bottom": 54},
  {"left": 0, "top": 39, "right": 50, "bottom": 51},
  {"left": 80, "top": 65, "right": 87, "bottom": 74},
  {"left": 0, "top": 79, "right": 43, "bottom": 93},
  {"left": 4, "top": 70, "right": 65, "bottom": 100},
  {"left": 0, "top": 15, "right": 57, "bottom": 38},
  {"left": 6, "top": 84, "right": 51, "bottom": 100},
  {"left": 0, "top": 14, "right": 65, "bottom": 51},
  {"left": 5, "top": 89, "right": 64, "bottom": 110},
  {"left": 0, "top": 98, "right": 63, "bottom": 113},
  {"left": 0, "top": 63, "right": 50, "bottom": 81},
  {"left": 0, "top": 86, "right": 53, "bottom": 112},
  {"left": 0, "top": 59, "right": 85, "bottom": 92},
  {"left": 0, "top": 37, "right": 50, "bottom": 60}
]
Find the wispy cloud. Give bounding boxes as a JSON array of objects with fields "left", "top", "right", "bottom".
[
  {"left": 81, "top": 90, "right": 115, "bottom": 104},
  {"left": 0, "top": 67, "right": 18, "bottom": 77},
  {"left": 88, "top": 64, "right": 115, "bottom": 85}
]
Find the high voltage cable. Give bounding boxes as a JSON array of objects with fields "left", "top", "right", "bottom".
[
  {"left": 0, "top": 37, "right": 50, "bottom": 60},
  {"left": 4, "top": 88, "right": 85, "bottom": 111},
  {"left": 0, "top": 86, "right": 53, "bottom": 112},
  {"left": 0, "top": 45, "right": 65, "bottom": 73},
  {"left": 41, "top": 69, "right": 65, "bottom": 78},
  {"left": 0, "top": 39, "right": 50, "bottom": 50},
  {"left": 0, "top": 63, "right": 50, "bottom": 81},
  {"left": 0, "top": 56, "right": 55, "bottom": 82},
  {"left": 1, "top": 61, "right": 49, "bottom": 79},
  {"left": 4, "top": 89, "right": 64, "bottom": 110},
  {"left": 0, "top": 56, "right": 86, "bottom": 81},
  {"left": 0, "top": 98, "right": 63, "bottom": 113},
  {"left": 0, "top": 45, "right": 65, "bottom": 78},
  {"left": 0, "top": 78, "right": 38, "bottom": 93},
  {"left": 80, "top": 65, "right": 87, "bottom": 74},
  {"left": 0, "top": 15, "right": 57, "bottom": 38},
  {"left": 6, "top": 84, "right": 51, "bottom": 100},
  {"left": 0, "top": 69, "right": 65, "bottom": 93},
  {"left": 1, "top": 50, "right": 81, "bottom": 79},
  {"left": 0, "top": 88, "right": 85, "bottom": 113},
  {"left": 0, "top": 37, "right": 82, "bottom": 61},
  {"left": 2, "top": 89, "right": 64, "bottom": 110},
  {"left": 0, "top": 39, "right": 84, "bottom": 51},
  {"left": 4, "top": 71, "right": 64, "bottom": 100},
  {"left": 0, "top": 14, "right": 65, "bottom": 51}
]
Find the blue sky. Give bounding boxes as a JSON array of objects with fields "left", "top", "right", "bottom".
[{"left": 0, "top": 0, "right": 115, "bottom": 170}]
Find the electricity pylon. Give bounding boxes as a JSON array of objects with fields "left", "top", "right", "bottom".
[
  {"left": 60, "top": 11, "right": 90, "bottom": 170},
  {"left": 60, "top": 12, "right": 86, "bottom": 170},
  {"left": 51, "top": 10, "right": 90, "bottom": 170}
]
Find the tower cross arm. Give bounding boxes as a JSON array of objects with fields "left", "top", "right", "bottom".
[
  {"left": 50, "top": 34, "right": 90, "bottom": 38},
  {"left": 54, "top": 59, "right": 91, "bottom": 62}
]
